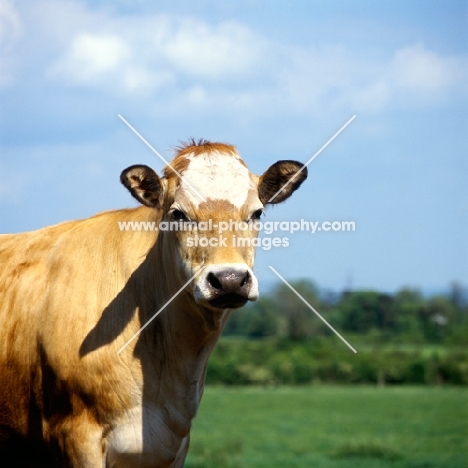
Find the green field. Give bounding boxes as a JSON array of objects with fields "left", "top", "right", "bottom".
[{"left": 186, "top": 386, "right": 467, "bottom": 468}]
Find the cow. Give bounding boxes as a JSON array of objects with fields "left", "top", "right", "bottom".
[{"left": 0, "top": 139, "right": 307, "bottom": 467}]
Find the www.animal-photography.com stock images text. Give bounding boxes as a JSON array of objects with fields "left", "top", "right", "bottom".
[{"left": 0, "top": 1, "right": 466, "bottom": 467}]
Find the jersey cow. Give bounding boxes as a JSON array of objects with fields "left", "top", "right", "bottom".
[{"left": 0, "top": 140, "right": 307, "bottom": 467}]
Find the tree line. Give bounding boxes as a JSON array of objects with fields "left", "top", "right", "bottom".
[
  {"left": 224, "top": 280, "right": 468, "bottom": 344},
  {"left": 204, "top": 280, "right": 468, "bottom": 386}
]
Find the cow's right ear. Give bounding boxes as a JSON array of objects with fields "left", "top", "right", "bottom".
[{"left": 120, "top": 165, "right": 164, "bottom": 208}]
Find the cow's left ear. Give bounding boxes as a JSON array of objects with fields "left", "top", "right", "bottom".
[
  {"left": 258, "top": 160, "right": 307, "bottom": 205},
  {"left": 120, "top": 165, "right": 164, "bottom": 208}
]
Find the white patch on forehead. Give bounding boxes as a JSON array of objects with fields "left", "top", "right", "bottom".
[{"left": 180, "top": 152, "right": 254, "bottom": 208}]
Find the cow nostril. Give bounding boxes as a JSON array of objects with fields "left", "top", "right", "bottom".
[
  {"left": 207, "top": 272, "right": 223, "bottom": 290},
  {"left": 240, "top": 271, "right": 251, "bottom": 288}
]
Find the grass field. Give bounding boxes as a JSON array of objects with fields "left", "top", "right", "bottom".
[{"left": 186, "top": 386, "right": 467, "bottom": 468}]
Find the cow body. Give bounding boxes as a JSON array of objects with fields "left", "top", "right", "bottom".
[{"left": 0, "top": 140, "right": 306, "bottom": 467}]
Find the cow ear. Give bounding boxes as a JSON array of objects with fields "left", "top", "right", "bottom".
[
  {"left": 120, "top": 165, "right": 164, "bottom": 208},
  {"left": 258, "top": 160, "right": 307, "bottom": 205}
]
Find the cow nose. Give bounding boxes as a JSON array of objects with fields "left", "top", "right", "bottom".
[
  {"left": 207, "top": 269, "right": 251, "bottom": 294},
  {"left": 203, "top": 267, "right": 254, "bottom": 309}
]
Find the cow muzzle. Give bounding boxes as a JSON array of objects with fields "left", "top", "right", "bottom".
[{"left": 194, "top": 264, "right": 259, "bottom": 309}]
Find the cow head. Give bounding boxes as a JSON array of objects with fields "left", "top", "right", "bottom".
[{"left": 121, "top": 140, "right": 307, "bottom": 310}]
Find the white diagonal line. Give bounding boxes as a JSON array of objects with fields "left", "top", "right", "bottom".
[
  {"left": 269, "top": 266, "right": 357, "bottom": 353},
  {"left": 118, "top": 114, "right": 206, "bottom": 203},
  {"left": 268, "top": 115, "right": 356, "bottom": 203},
  {"left": 117, "top": 266, "right": 206, "bottom": 354}
]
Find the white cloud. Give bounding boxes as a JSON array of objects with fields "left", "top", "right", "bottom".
[
  {"left": 48, "top": 33, "right": 130, "bottom": 83},
  {"left": 0, "top": 0, "right": 22, "bottom": 48},
  {"left": 392, "top": 44, "right": 454, "bottom": 91},
  {"left": 282, "top": 43, "right": 468, "bottom": 115},
  {"left": 349, "top": 80, "right": 391, "bottom": 113},
  {"left": 156, "top": 19, "right": 266, "bottom": 80},
  {"left": 186, "top": 85, "right": 207, "bottom": 105},
  {"left": 71, "top": 34, "right": 129, "bottom": 75},
  {"left": 7, "top": 0, "right": 468, "bottom": 118},
  {"left": 278, "top": 45, "right": 362, "bottom": 113},
  {"left": 45, "top": 11, "right": 266, "bottom": 94},
  {"left": 122, "top": 68, "right": 174, "bottom": 93},
  {"left": 0, "top": 0, "right": 23, "bottom": 87}
]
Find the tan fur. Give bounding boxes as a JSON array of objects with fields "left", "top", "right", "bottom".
[
  {"left": 0, "top": 199, "right": 242, "bottom": 467},
  {"left": 0, "top": 207, "right": 163, "bottom": 465}
]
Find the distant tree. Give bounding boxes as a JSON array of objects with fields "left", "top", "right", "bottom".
[
  {"left": 448, "top": 281, "right": 468, "bottom": 327},
  {"left": 339, "top": 291, "right": 395, "bottom": 334},
  {"left": 246, "top": 297, "right": 278, "bottom": 338},
  {"left": 272, "top": 280, "right": 323, "bottom": 341},
  {"left": 393, "top": 288, "right": 425, "bottom": 339},
  {"left": 420, "top": 296, "right": 457, "bottom": 342},
  {"left": 223, "top": 306, "right": 250, "bottom": 336},
  {"left": 449, "top": 281, "right": 466, "bottom": 310},
  {"left": 223, "top": 276, "right": 468, "bottom": 344}
]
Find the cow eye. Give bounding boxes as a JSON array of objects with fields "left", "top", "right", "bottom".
[
  {"left": 171, "top": 209, "right": 189, "bottom": 222},
  {"left": 250, "top": 209, "right": 264, "bottom": 221}
]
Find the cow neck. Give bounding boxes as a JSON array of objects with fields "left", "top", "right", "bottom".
[{"left": 137, "top": 230, "right": 230, "bottom": 386}]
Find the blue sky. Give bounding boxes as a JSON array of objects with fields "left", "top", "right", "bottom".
[{"left": 0, "top": 0, "right": 467, "bottom": 293}]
